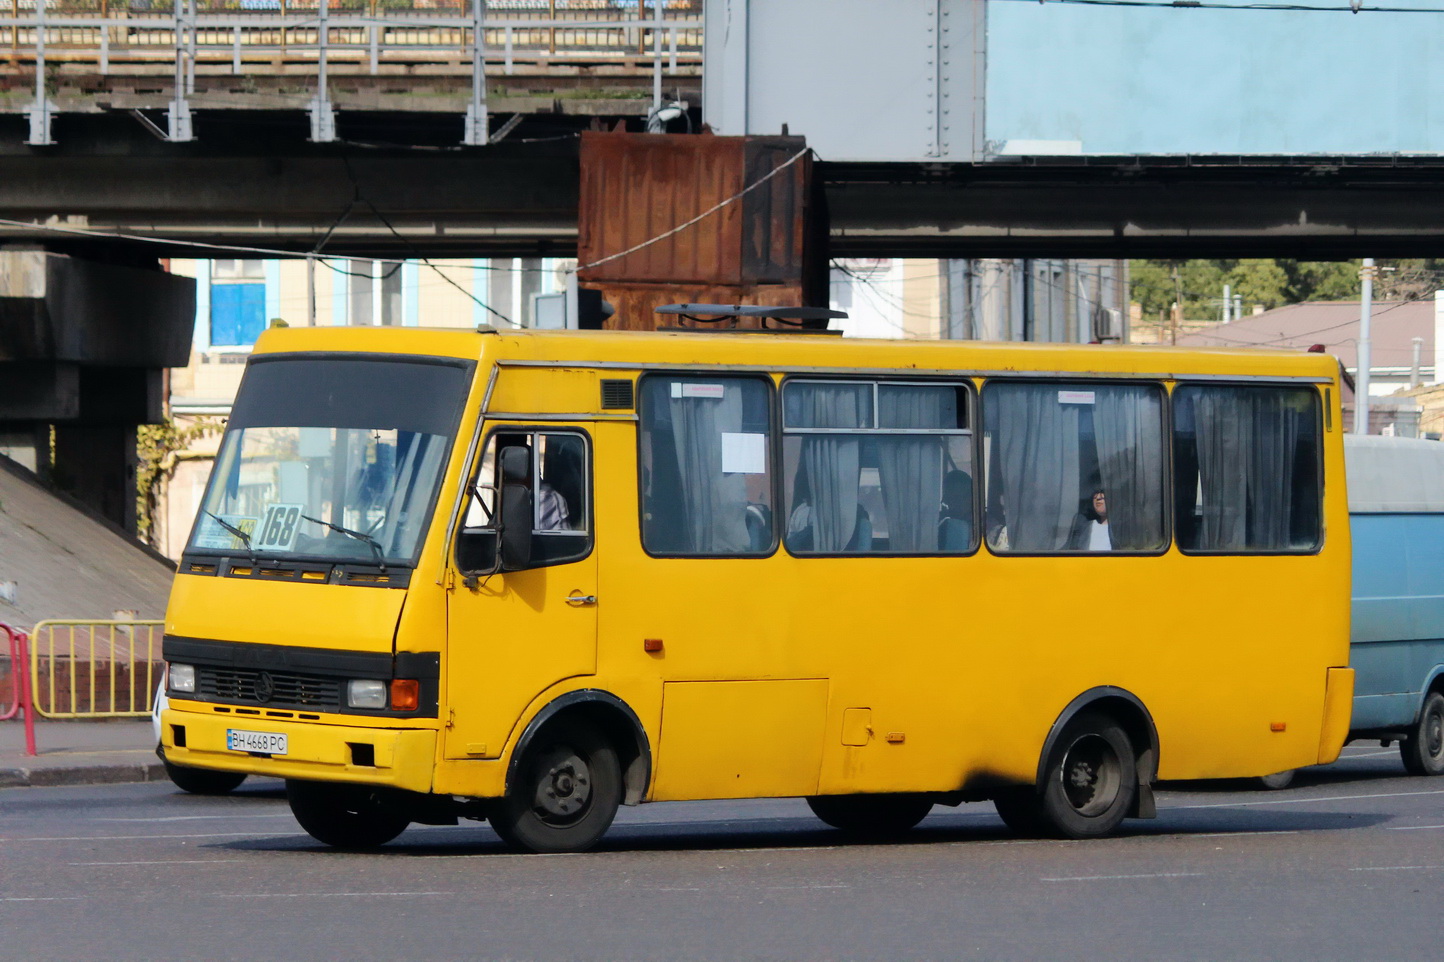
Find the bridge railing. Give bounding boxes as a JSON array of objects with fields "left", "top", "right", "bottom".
[{"left": 0, "top": 0, "right": 702, "bottom": 74}]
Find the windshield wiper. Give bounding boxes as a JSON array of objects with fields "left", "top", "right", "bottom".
[
  {"left": 301, "top": 514, "right": 387, "bottom": 571},
  {"left": 203, "top": 510, "right": 257, "bottom": 562}
]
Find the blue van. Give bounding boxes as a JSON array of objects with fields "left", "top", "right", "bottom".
[{"left": 1346, "top": 434, "right": 1444, "bottom": 776}]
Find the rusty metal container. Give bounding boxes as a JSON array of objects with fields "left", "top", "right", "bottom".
[{"left": 577, "top": 131, "right": 816, "bottom": 291}]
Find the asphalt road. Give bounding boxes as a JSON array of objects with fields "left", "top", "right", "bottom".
[{"left": 2, "top": 746, "right": 1439, "bottom": 961}]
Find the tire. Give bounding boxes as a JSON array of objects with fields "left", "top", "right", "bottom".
[
  {"left": 1401, "top": 690, "right": 1444, "bottom": 776},
  {"left": 489, "top": 725, "right": 622, "bottom": 854},
  {"left": 163, "top": 759, "right": 247, "bottom": 796},
  {"left": 286, "top": 779, "right": 411, "bottom": 849},
  {"left": 1256, "top": 769, "right": 1296, "bottom": 791},
  {"left": 805, "top": 794, "right": 933, "bottom": 837},
  {"left": 992, "top": 788, "right": 1051, "bottom": 838},
  {"left": 1035, "top": 711, "right": 1137, "bottom": 839}
]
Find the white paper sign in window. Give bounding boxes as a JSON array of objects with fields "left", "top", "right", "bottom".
[
  {"left": 672, "top": 382, "right": 727, "bottom": 400},
  {"left": 720, "top": 432, "right": 767, "bottom": 474},
  {"left": 1058, "top": 390, "right": 1096, "bottom": 405}
]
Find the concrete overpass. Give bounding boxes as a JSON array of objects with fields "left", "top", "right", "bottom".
[{"left": 6, "top": 0, "right": 1444, "bottom": 536}]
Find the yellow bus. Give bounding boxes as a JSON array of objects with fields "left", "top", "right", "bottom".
[{"left": 159, "top": 312, "right": 1354, "bottom": 851}]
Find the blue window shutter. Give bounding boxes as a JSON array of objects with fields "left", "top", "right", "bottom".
[{"left": 210, "top": 283, "right": 267, "bottom": 346}]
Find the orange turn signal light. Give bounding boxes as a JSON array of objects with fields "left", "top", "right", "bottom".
[
  {"left": 390, "top": 679, "right": 420, "bottom": 711},
  {"left": 643, "top": 638, "right": 664, "bottom": 653},
  {"left": 1270, "top": 721, "right": 1287, "bottom": 732}
]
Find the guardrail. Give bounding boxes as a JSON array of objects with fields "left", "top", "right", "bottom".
[
  {"left": 27, "top": 619, "right": 164, "bottom": 720},
  {"left": 1, "top": 623, "right": 30, "bottom": 721},
  {"left": 2, "top": 623, "right": 36, "bottom": 756},
  {"left": 0, "top": 0, "right": 702, "bottom": 75}
]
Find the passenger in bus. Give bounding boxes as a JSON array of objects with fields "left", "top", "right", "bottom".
[
  {"left": 786, "top": 468, "right": 874, "bottom": 552},
  {"left": 938, "top": 470, "right": 974, "bottom": 551},
  {"left": 1068, "top": 489, "right": 1112, "bottom": 551}
]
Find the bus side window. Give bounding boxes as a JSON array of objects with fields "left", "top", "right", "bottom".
[
  {"left": 639, "top": 375, "right": 775, "bottom": 557},
  {"left": 782, "top": 379, "right": 974, "bottom": 556},
  {"left": 982, "top": 381, "right": 1167, "bottom": 554},
  {"left": 1173, "top": 385, "right": 1321, "bottom": 553}
]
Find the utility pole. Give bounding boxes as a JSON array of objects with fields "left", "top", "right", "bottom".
[{"left": 1355, "top": 258, "right": 1375, "bottom": 434}]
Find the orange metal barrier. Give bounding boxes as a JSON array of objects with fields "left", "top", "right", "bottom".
[{"left": 27, "top": 619, "right": 164, "bottom": 720}]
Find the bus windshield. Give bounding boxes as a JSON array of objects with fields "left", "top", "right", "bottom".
[{"left": 187, "top": 355, "right": 471, "bottom": 567}]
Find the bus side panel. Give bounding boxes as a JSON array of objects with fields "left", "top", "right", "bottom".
[{"left": 650, "top": 680, "right": 829, "bottom": 800}]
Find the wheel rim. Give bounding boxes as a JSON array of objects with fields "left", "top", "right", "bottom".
[
  {"left": 531, "top": 746, "right": 593, "bottom": 826},
  {"left": 1427, "top": 705, "right": 1444, "bottom": 760},
  {"left": 1059, "top": 733, "right": 1123, "bottom": 817}
]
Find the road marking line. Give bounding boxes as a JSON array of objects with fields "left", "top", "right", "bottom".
[
  {"left": 0, "top": 832, "right": 296, "bottom": 842},
  {"left": 764, "top": 884, "right": 850, "bottom": 890},
  {"left": 95, "top": 815, "right": 293, "bottom": 823},
  {"left": 0, "top": 897, "right": 84, "bottom": 902},
  {"left": 1346, "top": 749, "right": 1401, "bottom": 758},
  {"left": 68, "top": 860, "right": 246, "bottom": 866},
  {"left": 1190, "top": 830, "right": 1300, "bottom": 838},
  {"left": 1042, "top": 873, "right": 1203, "bottom": 882},
  {"left": 209, "top": 892, "right": 455, "bottom": 898},
  {"left": 1387, "top": 824, "right": 1444, "bottom": 831},
  {"left": 1172, "top": 788, "right": 1444, "bottom": 810},
  {"left": 1350, "top": 865, "right": 1444, "bottom": 872}
]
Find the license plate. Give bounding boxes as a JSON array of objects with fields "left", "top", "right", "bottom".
[{"left": 227, "top": 728, "right": 288, "bottom": 755}]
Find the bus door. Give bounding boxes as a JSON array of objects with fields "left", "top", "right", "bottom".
[{"left": 445, "top": 426, "right": 597, "bottom": 760}]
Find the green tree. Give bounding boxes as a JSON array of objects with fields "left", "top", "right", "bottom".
[{"left": 136, "top": 417, "right": 222, "bottom": 547}]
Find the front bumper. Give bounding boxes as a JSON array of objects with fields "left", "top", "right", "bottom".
[{"left": 161, "top": 705, "right": 438, "bottom": 793}]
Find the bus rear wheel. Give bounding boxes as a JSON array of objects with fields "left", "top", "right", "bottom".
[
  {"left": 1401, "top": 691, "right": 1444, "bottom": 776},
  {"left": 805, "top": 794, "right": 933, "bottom": 837},
  {"left": 997, "top": 712, "right": 1136, "bottom": 840},
  {"left": 286, "top": 780, "right": 410, "bottom": 849},
  {"left": 489, "top": 725, "right": 621, "bottom": 854},
  {"left": 1039, "top": 712, "right": 1136, "bottom": 838}
]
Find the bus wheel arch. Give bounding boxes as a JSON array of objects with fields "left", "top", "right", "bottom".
[
  {"left": 1038, "top": 687, "right": 1159, "bottom": 801},
  {"left": 506, "top": 690, "right": 652, "bottom": 808},
  {"left": 996, "top": 687, "right": 1159, "bottom": 838}
]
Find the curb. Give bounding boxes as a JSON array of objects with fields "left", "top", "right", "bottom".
[{"left": 0, "top": 762, "right": 167, "bottom": 789}]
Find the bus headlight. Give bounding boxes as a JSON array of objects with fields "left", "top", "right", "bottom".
[
  {"left": 348, "top": 679, "right": 387, "bottom": 709},
  {"left": 169, "top": 663, "right": 196, "bottom": 693}
]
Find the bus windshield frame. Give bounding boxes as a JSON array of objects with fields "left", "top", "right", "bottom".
[{"left": 184, "top": 352, "right": 473, "bottom": 569}]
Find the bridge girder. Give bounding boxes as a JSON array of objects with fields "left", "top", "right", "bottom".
[{"left": 5, "top": 115, "right": 1444, "bottom": 260}]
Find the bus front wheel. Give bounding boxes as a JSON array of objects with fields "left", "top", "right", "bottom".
[
  {"left": 1401, "top": 691, "right": 1444, "bottom": 776},
  {"left": 805, "top": 794, "right": 933, "bottom": 837},
  {"left": 997, "top": 711, "right": 1136, "bottom": 840},
  {"left": 490, "top": 725, "right": 622, "bottom": 854},
  {"left": 286, "top": 780, "right": 410, "bottom": 849}
]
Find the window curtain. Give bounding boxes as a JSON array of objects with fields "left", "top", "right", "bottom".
[
  {"left": 789, "top": 383, "right": 868, "bottom": 552},
  {"left": 992, "top": 385, "right": 1081, "bottom": 551},
  {"left": 1093, "top": 387, "right": 1165, "bottom": 550},
  {"left": 668, "top": 386, "right": 750, "bottom": 553},
  {"left": 875, "top": 386, "right": 951, "bottom": 552},
  {"left": 1246, "top": 391, "right": 1301, "bottom": 550}
]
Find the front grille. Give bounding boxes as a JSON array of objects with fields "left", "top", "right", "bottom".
[{"left": 198, "top": 667, "right": 343, "bottom": 711}]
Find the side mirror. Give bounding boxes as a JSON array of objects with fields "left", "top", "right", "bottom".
[{"left": 498, "top": 446, "right": 533, "bottom": 571}]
